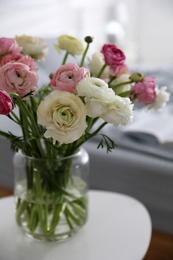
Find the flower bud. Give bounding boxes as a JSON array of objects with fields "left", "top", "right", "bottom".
[
  {"left": 84, "top": 36, "right": 93, "bottom": 44},
  {"left": 0, "top": 89, "right": 14, "bottom": 115},
  {"left": 130, "top": 72, "right": 144, "bottom": 82},
  {"left": 55, "top": 35, "right": 84, "bottom": 56}
]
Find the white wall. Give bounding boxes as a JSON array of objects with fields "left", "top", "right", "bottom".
[
  {"left": 136, "top": 0, "right": 173, "bottom": 65},
  {"left": 0, "top": 0, "right": 173, "bottom": 65}
]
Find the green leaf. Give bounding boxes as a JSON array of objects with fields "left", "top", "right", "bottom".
[{"left": 97, "top": 134, "right": 117, "bottom": 153}]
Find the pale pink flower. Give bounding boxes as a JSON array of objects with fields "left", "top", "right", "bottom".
[
  {"left": 110, "top": 64, "right": 129, "bottom": 77},
  {"left": 131, "top": 77, "right": 157, "bottom": 105},
  {"left": 0, "top": 53, "right": 22, "bottom": 67},
  {"left": 0, "top": 62, "right": 38, "bottom": 98},
  {"left": 0, "top": 89, "right": 13, "bottom": 115},
  {"left": 0, "top": 54, "right": 38, "bottom": 72},
  {"left": 51, "top": 63, "right": 90, "bottom": 94},
  {"left": 0, "top": 37, "right": 22, "bottom": 57},
  {"left": 101, "top": 44, "right": 126, "bottom": 66},
  {"left": 147, "top": 86, "right": 170, "bottom": 110},
  {"left": 17, "top": 55, "right": 38, "bottom": 72}
]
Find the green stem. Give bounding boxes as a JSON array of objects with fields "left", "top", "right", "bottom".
[
  {"left": 80, "top": 42, "right": 90, "bottom": 67},
  {"left": 62, "top": 51, "right": 69, "bottom": 65},
  {"left": 16, "top": 199, "right": 28, "bottom": 225},
  {"left": 12, "top": 94, "right": 45, "bottom": 158},
  {"left": 49, "top": 202, "right": 66, "bottom": 234},
  {"left": 19, "top": 109, "right": 28, "bottom": 143},
  {"left": 64, "top": 208, "right": 74, "bottom": 230},
  {"left": 108, "top": 76, "right": 116, "bottom": 85},
  {"left": 65, "top": 206, "right": 82, "bottom": 226},
  {"left": 0, "top": 130, "right": 12, "bottom": 139},
  {"left": 28, "top": 204, "right": 39, "bottom": 232},
  {"left": 7, "top": 111, "right": 20, "bottom": 124},
  {"left": 37, "top": 84, "right": 52, "bottom": 101},
  {"left": 96, "top": 64, "right": 107, "bottom": 78},
  {"left": 111, "top": 80, "right": 133, "bottom": 91},
  {"left": 74, "top": 121, "right": 108, "bottom": 151},
  {"left": 87, "top": 121, "right": 108, "bottom": 140},
  {"left": 34, "top": 171, "right": 46, "bottom": 231},
  {"left": 86, "top": 117, "right": 99, "bottom": 133},
  {"left": 71, "top": 203, "right": 86, "bottom": 219},
  {"left": 118, "top": 90, "right": 132, "bottom": 97},
  {"left": 35, "top": 171, "right": 43, "bottom": 198}
]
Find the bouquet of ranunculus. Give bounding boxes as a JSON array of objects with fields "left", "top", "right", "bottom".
[{"left": 0, "top": 34, "right": 170, "bottom": 241}]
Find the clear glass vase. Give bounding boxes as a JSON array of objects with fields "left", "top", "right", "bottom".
[{"left": 13, "top": 148, "right": 89, "bottom": 242}]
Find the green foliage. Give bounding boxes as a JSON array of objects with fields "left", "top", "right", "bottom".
[{"left": 97, "top": 134, "right": 117, "bottom": 153}]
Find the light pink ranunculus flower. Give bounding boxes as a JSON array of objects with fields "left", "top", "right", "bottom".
[
  {"left": 0, "top": 37, "right": 22, "bottom": 57},
  {"left": 0, "top": 89, "right": 13, "bottom": 115},
  {"left": 51, "top": 63, "right": 90, "bottom": 94},
  {"left": 131, "top": 77, "right": 157, "bottom": 105},
  {"left": 0, "top": 53, "right": 22, "bottom": 67},
  {"left": 147, "top": 86, "right": 170, "bottom": 110},
  {"left": 110, "top": 64, "right": 129, "bottom": 77},
  {"left": 101, "top": 44, "right": 126, "bottom": 66},
  {"left": 0, "top": 54, "right": 38, "bottom": 72},
  {"left": 17, "top": 55, "right": 38, "bottom": 72},
  {"left": 0, "top": 62, "right": 38, "bottom": 98}
]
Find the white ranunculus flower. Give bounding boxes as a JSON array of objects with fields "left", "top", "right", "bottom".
[
  {"left": 88, "top": 52, "right": 110, "bottom": 78},
  {"left": 77, "top": 77, "right": 114, "bottom": 98},
  {"left": 77, "top": 77, "right": 115, "bottom": 117},
  {"left": 101, "top": 95, "right": 134, "bottom": 126},
  {"left": 54, "top": 35, "right": 84, "bottom": 56},
  {"left": 147, "top": 86, "right": 170, "bottom": 110},
  {"left": 77, "top": 77, "right": 133, "bottom": 125},
  {"left": 110, "top": 74, "right": 132, "bottom": 94},
  {"left": 15, "top": 35, "right": 48, "bottom": 62},
  {"left": 37, "top": 90, "right": 87, "bottom": 144}
]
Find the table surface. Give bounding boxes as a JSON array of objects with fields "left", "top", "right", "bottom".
[{"left": 0, "top": 190, "right": 152, "bottom": 260}]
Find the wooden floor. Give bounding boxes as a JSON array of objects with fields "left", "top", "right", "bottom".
[
  {"left": 0, "top": 187, "right": 173, "bottom": 259},
  {"left": 144, "top": 230, "right": 173, "bottom": 260}
]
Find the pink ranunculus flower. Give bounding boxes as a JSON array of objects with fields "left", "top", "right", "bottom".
[
  {"left": 147, "top": 86, "right": 170, "bottom": 110},
  {"left": 0, "top": 53, "right": 22, "bottom": 67},
  {"left": 0, "top": 37, "right": 22, "bottom": 57},
  {"left": 101, "top": 44, "right": 126, "bottom": 66},
  {"left": 0, "top": 54, "right": 38, "bottom": 72},
  {"left": 17, "top": 55, "right": 38, "bottom": 72},
  {"left": 51, "top": 63, "right": 90, "bottom": 94},
  {"left": 0, "top": 62, "right": 38, "bottom": 98},
  {"left": 0, "top": 89, "right": 13, "bottom": 115},
  {"left": 110, "top": 64, "right": 129, "bottom": 77},
  {"left": 131, "top": 77, "right": 157, "bottom": 105}
]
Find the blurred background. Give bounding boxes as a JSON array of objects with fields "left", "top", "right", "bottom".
[{"left": 0, "top": 0, "right": 173, "bottom": 66}]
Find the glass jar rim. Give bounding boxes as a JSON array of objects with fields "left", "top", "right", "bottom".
[{"left": 16, "top": 147, "right": 84, "bottom": 162}]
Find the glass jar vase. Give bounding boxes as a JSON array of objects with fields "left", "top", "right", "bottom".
[{"left": 13, "top": 147, "right": 89, "bottom": 242}]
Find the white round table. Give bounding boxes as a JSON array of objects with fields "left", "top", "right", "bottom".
[{"left": 0, "top": 190, "right": 151, "bottom": 260}]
